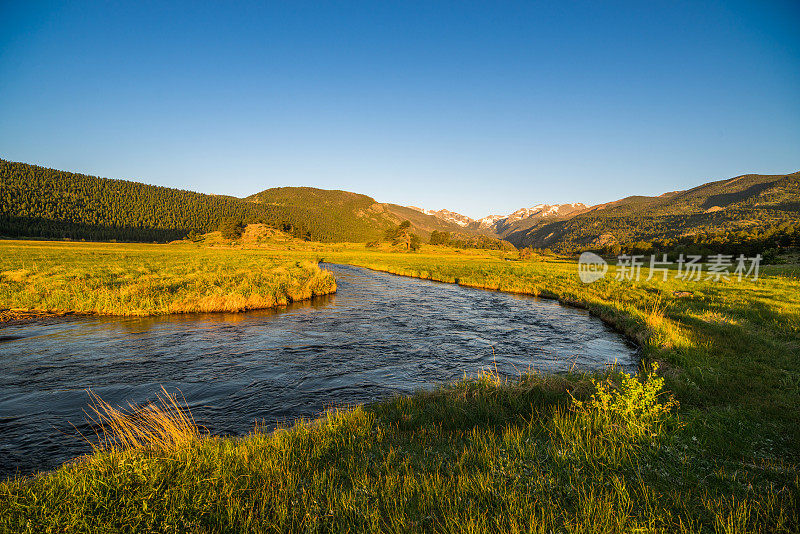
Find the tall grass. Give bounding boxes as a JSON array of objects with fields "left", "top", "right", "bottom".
[
  {"left": 84, "top": 387, "right": 202, "bottom": 453},
  {"left": 0, "top": 241, "right": 336, "bottom": 315}
]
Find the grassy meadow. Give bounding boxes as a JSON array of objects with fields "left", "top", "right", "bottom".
[
  {"left": 1, "top": 237, "right": 799, "bottom": 532},
  {"left": 0, "top": 240, "right": 336, "bottom": 317}
]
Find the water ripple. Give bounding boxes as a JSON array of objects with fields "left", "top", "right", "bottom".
[{"left": 0, "top": 263, "right": 636, "bottom": 477}]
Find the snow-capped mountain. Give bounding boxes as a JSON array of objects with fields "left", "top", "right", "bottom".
[
  {"left": 504, "top": 203, "right": 587, "bottom": 223},
  {"left": 419, "top": 209, "right": 474, "bottom": 227},
  {"left": 415, "top": 203, "right": 589, "bottom": 236},
  {"left": 477, "top": 214, "right": 505, "bottom": 228}
]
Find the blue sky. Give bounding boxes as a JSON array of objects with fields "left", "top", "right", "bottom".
[{"left": 1, "top": 1, "right": 798, "bottom": 219}]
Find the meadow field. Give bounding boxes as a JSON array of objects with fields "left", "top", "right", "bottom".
[
  {"left": 1, "top": 238, "right": 799, "bottom": 532},
  {"left": 0, "top": 240, "right": 336, "bottom": 318}
]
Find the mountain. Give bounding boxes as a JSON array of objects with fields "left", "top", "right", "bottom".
[
  {"left": 3, "top": 157, "right": 797, "bottom": 251},
  {"left": 417, "top": 203, "right": 589, "bottom": 236},
  {"left": 413, "top": 208, "right": 474, "bottom": 228},
  {"left": 381, "top": 204, "right": 473, "bottom": 236},
  {"left": 506, "top": 172, "right": 800, "bottom": 251},
  {"left": 582, "top": 173, "right": 799, "bottom": 217},
  {"left": 487, "top": 203, "right": 589, "bottom": 236},
  {"left": 477, "top": 214, "right": 505, "bottom": 228},
  {"left": 416, "top": 172, "right": 799, "bottom": 253},
  {"left": 0, "top": 159, "right": 470, "bottom": 243}
]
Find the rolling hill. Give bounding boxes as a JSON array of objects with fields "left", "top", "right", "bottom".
[
  {"left": 245, "top": 186, "right": 473, "bottom": 240},
  {"left": 504, "top": 171, "right": 800, "bottom": 251},
  {"left": 2, "top": 157, "right": 797, "bottom": 251},
  {"left": 0, "top": 159, "right": 470, "bottom": 243}
]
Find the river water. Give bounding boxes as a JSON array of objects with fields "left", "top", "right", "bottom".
[{"left": 0, "top": 263, "right": 636, "bottom": 477}]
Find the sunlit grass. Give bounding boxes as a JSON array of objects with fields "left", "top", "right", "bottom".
[
  {"left": 2, "top": 369, "right": 796, "bottom": 532},
  {"left": 8, "top": 368, "right": 793, "bottom": 533},
  {"left": 0, "top": 240, "right": 336, "bottom": 315},
  {"left": 84, "top": 387, "right": 203, "bottom": 453}
]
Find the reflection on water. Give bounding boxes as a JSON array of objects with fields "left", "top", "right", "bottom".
[{"left": 0, "top": 263, "right": 637, "bottom": 477}]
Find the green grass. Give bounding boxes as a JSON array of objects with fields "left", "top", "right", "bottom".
[
  {"left": 1, "top": 240, "right": 799, "bottom": 532},
  {"left": 1, "top": 369, "right": 795, "bottom": 533},
  {"left": 0, "top": 240, "right": 336, "bottom": 316}
]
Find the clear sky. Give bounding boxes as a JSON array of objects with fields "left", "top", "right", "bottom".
[{"left": 1, "top": 1, "right": 798, "bottom": 219}]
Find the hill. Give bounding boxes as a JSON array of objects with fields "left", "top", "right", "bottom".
[
  {"left": 505, "top": 171, "right": 800, "bottom": 252},
  {"left": 3, "top": 157, "right": 797, "bottom": 251},
  {"left": 246, "top": 187, "right": 470, "bottom": 241},
  {"left": 0, "top": 159, "right": 470, "bottom": 243},
  {"left": 0, "top": 159, "right": 263, "bottom": 242}
]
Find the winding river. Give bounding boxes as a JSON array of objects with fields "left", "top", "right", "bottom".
[{"left": 0, "top": 264, "right": 637, "bottom": 477}]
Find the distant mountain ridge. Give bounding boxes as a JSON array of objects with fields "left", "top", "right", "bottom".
[
  {"left": 412, "top": 203, "right": 589, "bottom": 236},
  {"left": 412, "top": 171, "right": 800, "bottom": 251},
  {"left": 1, "top": 157, "right": 797, "bottom": 250},
  {"left": 407, "top": 208, "right": 475, "bottom": 228},
  {"left": 505, "top": 171, "right": 800, "bottom": 250}
]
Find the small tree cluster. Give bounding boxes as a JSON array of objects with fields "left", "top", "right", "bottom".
[
  {"left": 429, "top": 230, "right": 451, "bottom": 245},
  {"left": 384, "top": 220, "right": 420, "bottom": 251},
  {"left": 220, "top": 218, "right": 246, "bottom": 240}
]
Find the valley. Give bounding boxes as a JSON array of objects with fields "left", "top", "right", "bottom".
[
  {"left": 1, "top": 237, "right": 798, "bottom": 531},
  {"left": 3, "top": 2, "right": 798, "bottom": 531},
  {"left": 4, "top": 158, "right": 798, "bottom": 256}
]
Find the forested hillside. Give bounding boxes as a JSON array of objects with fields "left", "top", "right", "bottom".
[
  {"left": 507, "top": 171, "right": 800, "bottom": 253},
  {"left": 4, "top": 158, "right": 797, "bottom": 250},
  {"left": 1, "top": 160, "right": 276, "bottom": 241},
  {"left": 0, "top": 159, "right": 469, "bottom": 242},
  {"left": 246, "top": 188, "right": 471, "bottom": 239}
]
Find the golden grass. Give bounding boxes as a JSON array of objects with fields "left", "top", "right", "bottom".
[
  {"left": 85, "top": 387, "right": 202, "bottom": 453},
  {"left": 0, "top": 241, "right": 336, "bottom": 316}
]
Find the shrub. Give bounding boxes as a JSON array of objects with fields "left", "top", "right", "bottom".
[
  {"left": 220, "top": 218, "right": 245, "bottom": 240},
  {"left": 572, "top": 364, "right": 678, "bottom": 441}
]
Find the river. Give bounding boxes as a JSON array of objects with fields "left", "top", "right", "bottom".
[{"left": 0, "top": 263, "right": 637, "bottom": 477}]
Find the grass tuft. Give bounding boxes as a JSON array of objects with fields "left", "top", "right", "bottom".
[{"left": 85, "top": 387, "right": 202, "bottom": 453}]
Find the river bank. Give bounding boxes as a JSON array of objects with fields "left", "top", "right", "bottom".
[{"left": 0, "top": 262, "right": 636, "bottom": 478}]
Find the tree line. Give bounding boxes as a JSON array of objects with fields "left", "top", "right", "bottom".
[
  {"left": 0, "top": 159, "right": 379, "bottom": 242},
  {"left": 585, "top": 219, "right": 800, "bottom": 262},
  {"left": 429, "top": 230, "right": 516, "bottom": 251}
]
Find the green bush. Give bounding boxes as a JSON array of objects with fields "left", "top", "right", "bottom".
[{"left": 220, "top": 218, "right": 245, "bottom": 240}]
